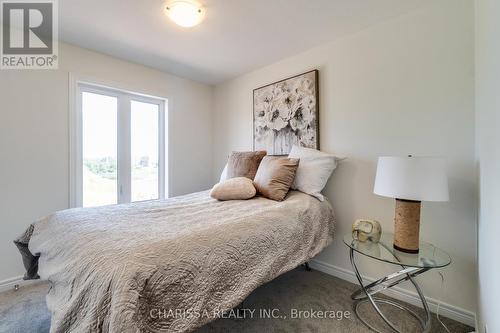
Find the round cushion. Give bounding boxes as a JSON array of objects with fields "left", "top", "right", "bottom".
[{"left": 210, "top": 177, "right": 256, "bottom": 201}]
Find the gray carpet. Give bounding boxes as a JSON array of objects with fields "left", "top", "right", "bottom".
[{"left": 0, "top": 268, "right": 473, "bottom": 333}]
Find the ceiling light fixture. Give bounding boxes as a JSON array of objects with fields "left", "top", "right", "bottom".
[{"left": 165, "top": 1, "right": 205, "bottom": 28}]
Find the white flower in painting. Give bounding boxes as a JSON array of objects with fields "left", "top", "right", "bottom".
[
  {"left": 292, "top": 77, "right": 314, "bottom": 96},
  {"left": 265, "top": 108, "right": 288, "bottom": 131},
  {"left": 275, "top": 94, "right": 295, "bottom": 122},
  {"left": 256, "top": 89, "right": 273, "bottom": 105},
  {"left": 289, "top": 94, "right": 315, "bottom": 132},
  {"left": 254, "top": 108, "right": 267, "bottom": 129},
  {"left": 254, "top": 89, "right": 275, "bottom": 129},
  {"left": 255, "top": 86, "right": 294, "bottom": 132},
  {"left": 300, "top": 128, "right": 316, "bottom": 148},
  {"left": 266, "top": 88, "right": 279, "bottom": 106},
  {"left": 279, "top": 82, "right": 294, "bottom": 98}
]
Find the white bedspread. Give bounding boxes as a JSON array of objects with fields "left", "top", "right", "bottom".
[{"left": 25, "top": 190, "right": 335, "bottom": 332}]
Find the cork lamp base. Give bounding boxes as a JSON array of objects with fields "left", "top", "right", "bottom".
[{"left": 393, "top": 199, "right": 421, "bottom": 253}]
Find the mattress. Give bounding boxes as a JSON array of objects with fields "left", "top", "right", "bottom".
[{"left": 15, "top": 190, "right": 335, "bottom": 333}]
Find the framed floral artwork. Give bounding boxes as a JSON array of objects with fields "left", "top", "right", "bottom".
[{"left": 253, "top": 70, "right": 319, "bottom": 155}]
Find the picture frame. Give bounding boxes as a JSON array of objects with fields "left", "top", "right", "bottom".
[{"left": 253, "top": 69, "right": 319, "bottom": 155}]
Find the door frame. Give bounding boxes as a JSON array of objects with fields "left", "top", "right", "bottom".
[{"left": 69, "top": 73, "right": 169, "bottom": 208}]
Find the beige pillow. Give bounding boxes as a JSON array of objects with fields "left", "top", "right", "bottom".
[
  {"left": 226, "top": 151, "right": 267, "bottom": 180},
  {"left": 210, "top": 177, "right": 257, "bottom": 201},
  {"left": 253, "top": 156, "right": 300, "bottom": 201}
]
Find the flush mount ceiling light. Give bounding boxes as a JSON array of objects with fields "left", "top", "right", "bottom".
[{"left": 165, "top": 1, "right": 205, "bottom": 28}]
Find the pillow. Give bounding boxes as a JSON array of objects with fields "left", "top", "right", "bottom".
[
  {"left": 210, "top": 177, "right": 256, "bottom": 201},
  {"left": 253, "top": 156, "right": 299, "bottom": 201},
  {"left": 226, "top": 151, "right": 267, "bottom": 180},
  {"left": 287, "top": 145, "right": 343, "bottom": 201},
  {"left": 219, "top": 163, "right": 228, "bottom": 182}
]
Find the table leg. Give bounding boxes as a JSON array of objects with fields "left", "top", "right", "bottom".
[{"left": 349, "top": 248, "right": 432, "bottom": 333}]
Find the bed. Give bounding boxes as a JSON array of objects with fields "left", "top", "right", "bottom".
[{"left": 15, "top": 190, "right": 335, "bottom": 333}]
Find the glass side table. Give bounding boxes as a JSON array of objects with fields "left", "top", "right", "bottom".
[{"left": 343, "top": 233, "right": 451, "bottom": 333}]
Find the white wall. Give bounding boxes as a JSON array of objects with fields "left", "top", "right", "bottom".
[
  {"left": 476, "top": 0, "right": 500, "bottom": 332},
  {"left": 213, "top": 0, "right": 476, "bottom": 316},
  {"left": 0, "top": 43, "right": 214, "bottom": 282}
]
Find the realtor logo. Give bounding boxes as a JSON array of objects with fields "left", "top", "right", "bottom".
[{"left": 1, "top": 0, "right": 58, "bottom": 69}]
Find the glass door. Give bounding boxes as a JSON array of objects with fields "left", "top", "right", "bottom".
[
  {"left": 82, "top": 91, "right": 118, "bottom": 207},
  {"left": 76, "top": 84, "right": 167, "bottom": 208},
  {"left": 131, "top": 100, "right": 160, "bottom": 202}
]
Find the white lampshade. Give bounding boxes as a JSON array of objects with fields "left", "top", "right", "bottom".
[{"left": 374, "top": 156, "right": 449, "bottom": 202}]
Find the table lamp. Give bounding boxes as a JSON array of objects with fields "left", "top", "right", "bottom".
[{"left": 373, "top": 156, "right": 449, "bottom": 253}]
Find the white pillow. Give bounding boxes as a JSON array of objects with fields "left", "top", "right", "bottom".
[
  {"left": 288, "top": 145, "right": 344, "bottom": 201},
  {"left": 219, "top": 163, "right": 228, "bottom": 182}
]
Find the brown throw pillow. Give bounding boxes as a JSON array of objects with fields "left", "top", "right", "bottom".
[
  {"left": 226, "top": 151, "right": 267, "bottom": 180},
  {"left": 210, "top": 177, "right": 256, "bottom": 201},
  {"left": 253, "top": 156, "right": 300, "bottom": 201}
]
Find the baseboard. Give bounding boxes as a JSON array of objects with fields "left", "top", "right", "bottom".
[
  {"left": 0, "top": 275, "right": 42, "bottom": 293},
  {"left": 309, "top": 259, "right": 476, "bottom": 328}
]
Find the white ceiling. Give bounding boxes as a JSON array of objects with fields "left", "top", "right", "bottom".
[{"left": 59, "top": 0, "right": 432, "bottom": 84}]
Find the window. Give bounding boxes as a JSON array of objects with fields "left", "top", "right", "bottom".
[
  {"left": 131, "top": 101, "right": 160, "bottom": 202},
  {"left": 72, "top": 82, "right": 167, "bottom": 207},
  {"left": 82, "top": 92, "right": 118, "bottom": 207}
]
